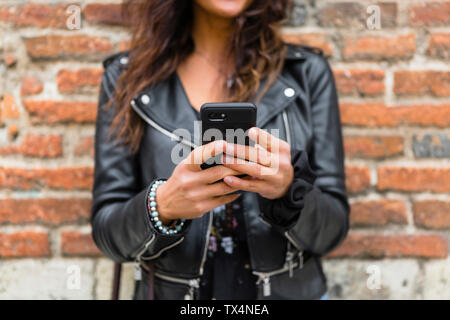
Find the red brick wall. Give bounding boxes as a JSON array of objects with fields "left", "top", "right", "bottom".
[{"left": 0, "top": 1, "right": 449, "bottom": 299}]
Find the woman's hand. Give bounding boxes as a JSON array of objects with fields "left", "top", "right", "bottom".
[
  {"left": 156, "top": 140, "right": 241, "bottom": 224},
  {"left": 221, "top": 127, "right": 294, "bottom": 200}
]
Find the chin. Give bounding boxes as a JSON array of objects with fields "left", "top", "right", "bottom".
[{"left": 194, "top": 0, "right": 253, "bottom": 18}]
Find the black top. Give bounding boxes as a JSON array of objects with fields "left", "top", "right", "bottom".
[{"left": 199, "top": 196, "right": 258, "bottom": 300}]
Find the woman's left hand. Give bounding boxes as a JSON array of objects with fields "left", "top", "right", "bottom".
[{"left": 222, "top": 127, "right": 294, "bottom": 200}]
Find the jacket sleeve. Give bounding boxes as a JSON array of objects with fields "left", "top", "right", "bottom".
[
  {"left": 259, "top": 54, "right": 350, "bottom": 256},
  {"left": 90, "top": 66, "right": 191, "bottom": 263}
]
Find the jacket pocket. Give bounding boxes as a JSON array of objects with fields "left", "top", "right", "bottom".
[
  {"left": 255, "top": 256, "right": 326, "bottom": 300},
  {"left": 133, "top": 267, "right": 197, "bottom": 300}
]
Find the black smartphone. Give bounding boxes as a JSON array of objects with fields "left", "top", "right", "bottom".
[{"left": 200, "top": 102, "right": 257, "bottom": 170}]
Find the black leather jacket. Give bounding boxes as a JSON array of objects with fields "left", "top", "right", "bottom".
[{"left": 91, "top": 43, "right": 350, "bottom": 300}]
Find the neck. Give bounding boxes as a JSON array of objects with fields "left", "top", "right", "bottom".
[{"left": 191, "top": 4, "right": 235, "bottom": 59}]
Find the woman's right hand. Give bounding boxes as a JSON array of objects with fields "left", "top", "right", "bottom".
[{"left": 155, "top": 140, "right": 241, "bottom": 224}]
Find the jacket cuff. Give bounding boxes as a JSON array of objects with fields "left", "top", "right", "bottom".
[
  {"left": 258, "top": 150, "right": 316, "bottom": 229},
  {"left": 139, "top": 182, "right": 191, "bottom": 259}
]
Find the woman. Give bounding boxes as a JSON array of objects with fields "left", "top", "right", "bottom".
[{"left": 91, "top": 0, "right": 349, "bottom": 300}]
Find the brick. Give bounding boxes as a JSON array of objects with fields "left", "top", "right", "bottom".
[
  {"left": 61, "top": 231, "right": 101, "bottom": 256},
  {"left": 344, "top": 135, "right": 403, "bottom": 159},
  {"left": 394, "top": 71, "right": 450, "bottom": 97},
  {"left": 350, "top": 199, "right": 408, "bottom": 227},
  {"left": 0, "top": 198, "right": 91, "bottom": 225},
  {"left": 0, "top": 231, "right": 50, "bottom": 258},
  {"left": 413, "top": 200, "right": 450, "bottom": 230},
  {"left": 413, "top": 133, "right": 450, "bottom": 158},
  {"left": 345, "top": 165, "right": 371, "bottom": 193},
  {"left": 23, "top": 100, "right": 97, "bottom": 124},
  {"left": 84, "top": 3, "right": 124, "bottom": 26},
  {"left": 2, "top": 94, "right": 20, "bottom": 119},
  {"left": 20, "top": 134, "right": 62, "bottom": 158},
  {"left": 118, "top": 40, "right": 131, "bottom": 51},
  {"left": 410, "top": 2, "right": 450, "bottom": 26},
  {"left": 427, "top": 33, "right": 450, "bottom": 60},
  {"left": 377, "top": 167, "right": 450, "bottom": 193},
  {"left": 334, "top": 69, "right": 385, "bottom": 96},
  {"left": 24, "top": 35, "right": 113, "bottom": 61},
  {"left": 4, "top": 50, "right": 16, "bottom": 67},
  {"left": 74, "top": 136, "right": 94, "bottom": 157},
  {"left": 282, "top": 33, "right": 334, "bottom": 56},
  {"left": 20, "top": 76, "right": 43, "bottom": 96},
  {"left": 57, "top": 69, "right": 102, "bottom": 94},
  {"left": 340, "top": 103, "right": 450, "bottom": 128},
  {"left": 0, "top": 167, "right": 93, "bottom": 190},
  {"left": 8, "top": 124, "right": 18, "bottom": 140},
  {"left": 0, "top": 3, "right": 71, "bottom": 28},
  {"left": 0, "top": 134, "right": 62, "bottom": 158},
  {"left": 287, "top": 0, "right": 307, "bottom": 26},
  {"left": 343, "top": 34, "right": 415, "bottom": 61},
  {"left": 328, "top": 233, "right": 448, "bottom": 259},
  {"left": 317, "top": 2, "right": 397, "bottom": 28}
]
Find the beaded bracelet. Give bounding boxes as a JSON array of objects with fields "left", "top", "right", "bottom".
[{"left": 147, "top": 179, "right": 186, "bottom": 235}]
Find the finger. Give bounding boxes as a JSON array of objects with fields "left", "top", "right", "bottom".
[
  {"left": 203, "top": 181, "right": 239, "bottom": 197},
  {"left": 197, "top": 165, "right": 242, "bottom": 184},
  {"left": 222, "top": 155, "right": 265, "bottom": 178},
  {"left": 185, "top": 140, "right": 226, "bottom": 171},
  {"left": 249, "top": 127, "right": 286, "bottom": 153},
  {"left": 223, "top": 175, "right": 266, "bottom": 193},
  {"left": 224, "top": 143, "right": 273, "bottom": 167},
  {"left": 201, "top": 193, "right": 241, "bottom": 212}
]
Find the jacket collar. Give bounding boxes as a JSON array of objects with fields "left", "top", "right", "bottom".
[{"left": 133, "top": 44, "right": 307, "bottom": 138}]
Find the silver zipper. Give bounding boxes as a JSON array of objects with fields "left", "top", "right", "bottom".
[
  {"left": 259, "top": 215, "right": 272, "bottom": 227},
  {"left": 134, "top": 234, "right": 156, "bottom": 281},
  {"left": 282, "top": 110, "right": 291, "bottom": 146},
  {"left": 141, "top": 236, "right": 185, "bottom": 261},
  {"left": 253, "top": 259, "right": 302, "bottom": 297},
  {"left": 131, "top": 99, "right": 197, "bottom": 149},
  {"left": 285, "top": 230, "right": 304, "bottom": 270},
  {"left": 199, "top": 210, "right": 213, "bottom": 275},
  {"left": 154, "top": 272, "right": 200, "bottom": 300}
]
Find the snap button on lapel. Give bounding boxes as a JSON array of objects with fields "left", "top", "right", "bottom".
[
  {"left": 284, "top": 88, "right": 295, "bottom": 98},
  {"left": 141, "top": 94, "right": 150, "bottom": 105},
  {"left": 295, "top": 52, "right": 302, "bottom": 58},
  {"left": 120, "top": 57, "right": 129, "bottom": 65}
]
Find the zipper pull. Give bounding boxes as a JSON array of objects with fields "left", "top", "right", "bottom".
[
  {"left": 286, "top": 251, "right": 294, "bottom": 278},
  {"left": 184, "top": 287, "right": 194, "bottom": 300},
  {"left": 134, "top": 260, "right": 142, "bottom": 281},
  {"left": 184, "top": 279, "right": 199, "bottom": 300},
  {"left": 262, "top": 277, "right": 271, "bottom": 297},
  {"left": 299, "top": 251, "right": 304, "bottom": 269}
]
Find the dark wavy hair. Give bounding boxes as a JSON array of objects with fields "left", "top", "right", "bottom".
[{"left": 111, "top": 0, "right": 293, "bottom": 152}]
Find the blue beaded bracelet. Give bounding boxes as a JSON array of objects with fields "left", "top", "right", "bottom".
[{"left": 147, "top": 179, "right": 186, "bottom": 235}]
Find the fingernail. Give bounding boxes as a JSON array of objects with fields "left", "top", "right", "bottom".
[
  {"left": 249, "top": 127, "right": 258, "bottom": 139},
  {"left": 226, "top": 143, "right": 234, "bottom": 154},
  {"left": 224, "top": 176, "right": 233, "bottom": 184}
]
